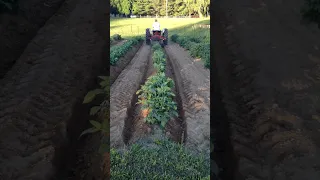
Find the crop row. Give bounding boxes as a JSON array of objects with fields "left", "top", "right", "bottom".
[
  {"left": 110, "top": 36, "right": 142, "bottom": 65},
  {"left": 136, "top": 43, "right": 178, "bottom": 128},
  {"left": 171, "top": 34, "right": 210, "bottom": 68}
]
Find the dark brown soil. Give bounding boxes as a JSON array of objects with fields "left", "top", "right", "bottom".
[
  {"left": 213, "top": 0, "right": 320, "bottom": 179},
  {"left": 0, "top": 0, "right": 65, "bottom": 79},
  {"left": 0, "top": 0, "right": 108, "bottom": 179},
  {"left": 110, "top": 41, "right": 143, "bottom": 85}
]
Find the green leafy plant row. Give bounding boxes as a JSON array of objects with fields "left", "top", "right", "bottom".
[
  {"left": 111, "top": 139, "right": 210, "bottom": 179},
  {"left": 171, "top": 34, "right": 210, "bottom": 68},
  {"left": 136, "top": 72, "right": 178, "bottom": 128},
  {"left": 136, "top": 43, "right": 178, "bottom": 128},
  {"left": 110, "top": 36, "right": 142, "bottom": 65},
  {"left": 152, "top": 46, "right": 166, "bottom": 73}
]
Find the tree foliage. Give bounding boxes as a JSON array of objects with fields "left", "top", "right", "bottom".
[{"left": 111, "top": 0, "right": 210, "bottom": 17}]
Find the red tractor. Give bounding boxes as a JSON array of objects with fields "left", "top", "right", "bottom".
[{"left": 145, "top": 28, "right": 168, "bottom": 47}]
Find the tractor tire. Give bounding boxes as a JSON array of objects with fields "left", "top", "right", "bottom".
[
  {"left": 160, "top": 40, "right": 164, "bottom": 48},
  {"left": 163, "top": 28, "right": 168, "bottom": 45},
  {"left": 146, "top": 28, "right": 151, "bottom": 45}
]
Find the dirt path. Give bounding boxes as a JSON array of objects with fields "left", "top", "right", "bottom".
[
  {"left": 165, "top": 43, "right": 210, "bottom": 154},
  {"left": 0, "top": 0, "right": 106, "bottom": 179},
  {"left": 214, "top": 0, "right": 320, "bottom": 179},
  {"left": 110, "top": 44, "right": 151, "bottom": 148}
]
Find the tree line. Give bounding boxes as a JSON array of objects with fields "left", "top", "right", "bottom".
[{"left": 110, "top": 0, "right": 210, "bottom": 18}]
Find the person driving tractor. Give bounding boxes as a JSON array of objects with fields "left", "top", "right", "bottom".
[
  {"left": 146, "top": 19, "right": 168, "bottom": 47},
  {"left": 152, "top": 19, "right": 160, "bottom": 31}
]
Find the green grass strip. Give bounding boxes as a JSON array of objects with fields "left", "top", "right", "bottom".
[{"left": 111, "top": 139, "right": 210, "bottom": 179}]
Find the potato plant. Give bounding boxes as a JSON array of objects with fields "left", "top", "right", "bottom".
[
  {"left": 152, "top": 48, "right": 166, "bottom": 73},
  {"left": 136, "top": 72, "right": 178, "bottom": 128},
  {"left": 110, "top": 36, "right": 142, "bottom": 65}
]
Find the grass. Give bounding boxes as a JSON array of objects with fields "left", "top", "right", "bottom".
[{"left": 111, "top": 138, "right": 210, "bottom": 179}]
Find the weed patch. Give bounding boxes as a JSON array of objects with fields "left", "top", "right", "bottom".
[{"left": 110, "top": 139, "right": 210, "bottom": 179}]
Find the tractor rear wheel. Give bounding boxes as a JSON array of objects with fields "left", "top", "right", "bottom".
[
  {"left": 146, "top": 28, "right": 151, "bottom": 45},
  {"left": 163, "top": 28, "right": 168, "bottom": 45},
  {"left": 160, "top": 40, "right": 164, "bottom": 48}
]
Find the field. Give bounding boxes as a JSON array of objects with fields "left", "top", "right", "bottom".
[
  {"left": 109, "top": 17, "right": 211, "bottom": 178},
  {"left": 110, "top": 17, "right": 210, "bottom": 39}
]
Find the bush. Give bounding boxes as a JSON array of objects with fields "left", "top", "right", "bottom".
[
  {"left": 176, "top": 36, "right": 189, "bottom": 47},
  {"left": 190, "top": 43, "right": 203, "bottom": 57},
  {"left": 184, "top": 41, "right": 197, "bottom": 51},
  {"left": 111, "top": 139, "right": 210, "bottom": 179},
  {"left": 110, "top": 36, "right": 142, "bottom": 65},
  {"left": 111, "top": 34, "right": 121, "bottom": 40},
  {"left": 171, "top": 34, "right": 179, "bottom": 42},
  {"left": 202, "top": 53, "right": 210, "bottom": 68}
]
